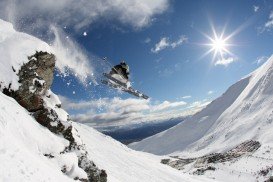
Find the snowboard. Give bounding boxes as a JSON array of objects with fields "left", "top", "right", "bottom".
[{"left": 102, "top": 73, "right": 149, "bottom": 100}]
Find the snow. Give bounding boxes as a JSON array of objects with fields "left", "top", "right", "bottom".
[
  {"left": 73, "top": 123, "right": 211, "bottom": 182},
  {"left": 43, "top": 90, "right": 69, "bottom": 123},
  {"left": 0, "top": 19, "right": 52, "bottom": 91},
  {"left": 0, "top": 92, "right": 73, "bottom": 181}
]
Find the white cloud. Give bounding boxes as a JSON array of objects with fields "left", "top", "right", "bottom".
[
  {"left": 151, "top": 101, "right": 187, "bottom": 112},
  {"left": 255, "top": 56, "right": 268, "bottom": 65},
  {"left": 187, "top": 100, "right": 210, "bottom": 109},
  {"left": 59, "top": 96, "right": 207, "bottom": 128},
  {"left": 207, "top": 90, "right": 214, "bottom": 95},
  {"left": 83, "top": 32, "right": 87, "bottom": 36},
  {"left": 60, "top": 96, "right": 149, "bottom": 113},
  {"left": 144, "top": 37, "right": 151, "bottom": 44},
  {"left": 215, "top": 57, "right": 236, "bottom": 66},
  {"left": 151, "top": 37, "right": 169, "bottom": 53},
  {"left": 151, "top": 35, "right": 188, "bottom": 53},
  {"left": 181, "top": 95, "right": 192, "bottom": 99},
  {"left": 0, "top": 0, "right": 170, "bottom": 31},
  {"left": 170, "top": 36, "right": 188, "bottom": 48},
  {"left": 265, "top": 11, "right": 273, "bottom": 30},
  {"left": 253, "top": 6, "right": 259, "bottom": 12}
]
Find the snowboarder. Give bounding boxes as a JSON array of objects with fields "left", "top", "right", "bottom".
[
  {"left": 102, "top": 58, "right": 149, "bottom": 100},
  {"left": 109, "top": 61, "right": 130, "bottom": 80}
]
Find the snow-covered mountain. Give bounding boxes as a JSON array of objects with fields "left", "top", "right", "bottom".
[
  {"left": 130, "top": 54, "right": 273, "bottom": 181},
  {"left": 130, "top": 55, "right": 273, "bottom": 156},
  {"left": 0, "top": 19, "right": 211, "bottom": 182}
]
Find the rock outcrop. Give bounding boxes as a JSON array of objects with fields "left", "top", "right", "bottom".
[
  {"left": 3, "top": 51, "right": 55, "bottom": 111},
  {"left": 2, "top": 51, "right": 107, "bottom": 182},
  {"left": 162, "top": 140, "right": 261, "bottom": 174}
]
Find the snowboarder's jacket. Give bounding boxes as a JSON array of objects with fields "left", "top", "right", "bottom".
[{"left": 110, "top": 62, "right": 130, "bottom": 80}]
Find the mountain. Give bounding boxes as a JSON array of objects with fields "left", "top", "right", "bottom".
[
  {"left": 129, "top": 55, "right": 273, "bottom": 181},
  {"left": 102, "top": 117, "right": 185, "bottom": 145},
  {"left": 0, "top": 19, "right": 209, "bottom": 182},
  {"left": 130, "top": 55, "right": 273, "bottom": 155}
]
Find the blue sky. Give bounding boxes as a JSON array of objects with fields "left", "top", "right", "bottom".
[
  {"left": 1, "top": 0, "right": 273, "bottom": 128},
  {"left": 54, "top": 0, "right": 273, "bottom": 101}
]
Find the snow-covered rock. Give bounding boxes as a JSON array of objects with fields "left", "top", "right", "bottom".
[
  {"left": 0, "top": 19, "right": 52, "bottom": 91},
  {"left": 0, "top": 19, "right": 106, "bottom": 181}
]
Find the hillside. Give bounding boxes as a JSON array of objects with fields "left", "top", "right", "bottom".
[
  {"left": 0, "top": 91, "right": 210, "bottom": 182},
  {"left": 130, "top": 55, "right": 273, "bottom": 156},
  {"left": 129, "top": 55, "right": 273, "bottom": 181}
]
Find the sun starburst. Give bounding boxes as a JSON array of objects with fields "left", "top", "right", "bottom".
[
  {"left": 211, "top": 37, "right": 227, "bottom": 53},
  {"left": 207, "top": 34, "right": 231, "bottom": 60},
  {"left": 199, "top": 20, "right": 239, "bottom": 64},
  {"left": 202, "top": 30, "right": 234, "bottom": 63}
]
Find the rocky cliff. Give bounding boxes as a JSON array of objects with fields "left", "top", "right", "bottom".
[{"left": 1, "top": 51, "right": 107, "bottom": 182}]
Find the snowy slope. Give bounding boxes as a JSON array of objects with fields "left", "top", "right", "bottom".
[
  {"left": 0, "top": 92, "right": 74, "bottom": 181},
  {"left": 73, "top": 123, "right": 212, "bottom": 182},
  {"left": 0, "top": 92, "right": 211, "bottom": 182},
  {"left": 1, "top": 92, "right": 201, "bottom": 182},
  {"left": 130, "top": 55, "right": 273, "bottom": 157}
]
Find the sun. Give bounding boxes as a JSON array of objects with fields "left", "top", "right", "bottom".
[
  {"left": 211, "top": 37, "right": 227, "bottom": 53},
  {"left": 198, "top": 19, "right": 241, "bottom": 63},
  {"left": 200, "top": 18, "right": 250, "bottom": 64},
  {"left": 201, "top": 29, "right": 233, "bottom": 62},
  {"left": 208, "top": 35, "right": 230, "bottom": 57}
]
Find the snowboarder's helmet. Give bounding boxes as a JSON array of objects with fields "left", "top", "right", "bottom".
[{"left": 121, "top": 60, "right": 129, "bottom": 72}]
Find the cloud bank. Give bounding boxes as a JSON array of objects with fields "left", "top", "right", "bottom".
[
  {"left": 0, "top": 0, "right": 170, "bottom": 31},
  {"left": 59, "top": 96, "right": 209, "bottom": 128}
]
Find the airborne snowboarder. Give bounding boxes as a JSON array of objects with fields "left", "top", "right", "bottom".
[
  {"left": 102, "top": 59, "right": 149, "bottom": 99},
  {"left": 110, "top": 61, "right": 130, "bottom": 80}
]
